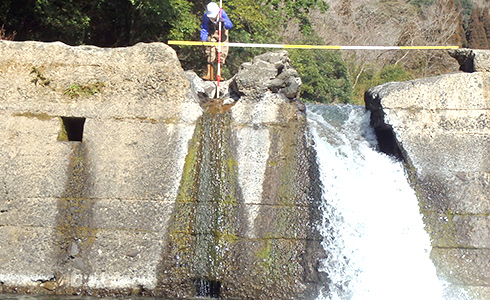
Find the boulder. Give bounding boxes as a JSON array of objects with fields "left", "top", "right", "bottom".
[
  {"left": 450, "top": 48, "right": 490, "bottom": 72},
  {"left": 232, "top": 50, "right": 301, "bottom": 101}
]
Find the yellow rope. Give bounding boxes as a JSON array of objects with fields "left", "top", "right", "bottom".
[{"left": 168, "top": 40, "right": 459, "bottom": 50}]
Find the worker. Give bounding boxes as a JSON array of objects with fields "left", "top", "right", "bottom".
[{"left": 200, "top": 2, "right": 233, "bottom": 81}]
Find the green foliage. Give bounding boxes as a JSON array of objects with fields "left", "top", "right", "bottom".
[
  {"left": 379, "top": 64, "right": 413, "bottom": 83},
  {"left": 0, "top": 24, "right": 16, "bottom": 40},
  {"left": 273, "top": 0, "right": 328, "bottom": 33},
  {"left": 127, "top": 0, "right": 198, "bottom": 43},
  {"left": 214, "top": 0, "right": 281, "bottom": 75},
  {"left": 167, "top": 0, "right": 200, "bottom": 41},
  {"left": 455, "top": 0, "right": 474, "bottom": 23},
  {"left": 0, "top": 0, "right": 199, "bottom": 46},
  {"left": 408, "top": 0, "right": 435, "bottom": 7},
  {"left": 210, "top": 0, "right": 328, "bottom": 76},
  {"left": 352, "top": 64, "right": 412, "bottom": 105},
  {"left": 64, "top": 82, "right": 105, "bottom": 98},
  {"left": 352, "top": 66, "right": 376, "bottom": 105},
  {"left": 289, "top": 37, "right": 352, "bottom": 104},
  {"left": 40, "top": 0, "right": 91, "bottom": 43},
  {"left": 0, "top": 0, "right": 331, "bottom": 78}
]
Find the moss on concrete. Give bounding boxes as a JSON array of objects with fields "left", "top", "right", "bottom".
[
  {"left": 157, "top": 100, "right": 241, "bottom": 298},
  {"left": 13, "top": 112, "right": 54, "bottom": 121},
  {"left": 63, "top": 82, "right": 105, "bottom": 98},
  {"left": 246, "top": 121, "right": 315, "bottom": 298},
  {"left": 30, "top": 66, "right": 51, "bottom": 87}
]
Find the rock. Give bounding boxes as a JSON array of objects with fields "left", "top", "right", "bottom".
[
  {"left": 232, "top": 50, "right": 302, "bottom": 102},
  {"left": 291, "top": 98, "right": 306, "bottom": 113},
  {"left": 73, "top": 257, "right": 85, "bottom": 271},
  {"left": 182, "top": 51, "right": 303, "bottom": 121},
  {"left": 267, "top": 78, "right": 285, "bottom": 93},
  {"left": 220, "top": 51, "right": 322, "bottom": 300},
  {"left": 449, "top": 48, "right": 490, "bottom": 72},
  {"left": 131, "top": 285, "right": 143, "bottom": 296},
  {"left": 126, "top": 249, "right": 139, "bottom": 258},
  {"left": 70, "top": 242, "right": 79, "bottom": 257},
  {"left": 0, "top": 40, "right": 203, "bottom": 296},
  {"left": 276, "top": 68, "right": 301, "bottom": 98},
  {"left": 40, "top": 280, "right": 58, "bottom": 291},
  {"left": 184, "top": 70, "right": 217, "bottom": 100},
  {"left": 184, "top": 70, "right": 240, "bottom": 104},
  {"left": 222, "top": 97, "right": 235, "bottom": 105},
  {"left": 229, "top": 51, "right": 306, "bottom": 125}
]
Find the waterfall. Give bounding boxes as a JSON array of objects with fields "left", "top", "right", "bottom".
[{"left": 307, "top": 104, "right": 444, "bottom": 300}]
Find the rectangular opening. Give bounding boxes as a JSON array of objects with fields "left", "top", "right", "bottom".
[
  {"left": 61, "top": 117, "right": 86, "bottom": 142},
  {"left": 194, "top": 278, "right": 220, "bottom": 298}
]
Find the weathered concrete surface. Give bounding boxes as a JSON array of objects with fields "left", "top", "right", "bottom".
[
  {"left": 0, "top": 40, "right": 201, "bottom": 294},
  {"left": 227, "top": 51, "right": 323, "bottom": 299},
  {"left": 0, "top": 41, "right": 324, "bottom": 299},
  {"left": 157, "top": 51, "right": 324, "bottom": 300},
  {"left": 365, "top": 49, "right": 490, "bottom": 299}
]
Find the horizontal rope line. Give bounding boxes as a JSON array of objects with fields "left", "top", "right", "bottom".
[{"left": 168, "top": 40, "right": 459, "bottom": 50}]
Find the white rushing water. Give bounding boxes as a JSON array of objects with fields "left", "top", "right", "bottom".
[{"left": 307, "top": 104, "right": 444, "bottom": 300}]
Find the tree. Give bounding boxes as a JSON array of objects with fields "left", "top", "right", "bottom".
[
  {"left": 206, "top": 0, "right": 328, "bottom": 76},
  {"left": 379, "top": 64, "right": 412, "bottom": 83},
  {"left": 481, "top": 7, "right": 490, "bottom": 43},
  {"left": 455, "top": 0, "right": 473, "bottom": 24},
  {"left": 467, "top": 8, "right": 489, "bottom": 49},
  {"left": 289, "top": 35, "right": 352, "bottom": 104},
  {"left": 409, "top": 0, "right": 435, "bottom": 7},
  {"left": 290, "top": 48, "right": 352, "bottom": 104},
  {"left": 0, "top": 0, "right": 199, "bottom": 46},
  {"left": 0, "top": 0, "right": 332, "bottom": 80},
  {"left": 396, "top": 0, "right": 462, "bottom": 77},
  {"left": 0, "top": 25, "right": 16, "bottom": 40}
]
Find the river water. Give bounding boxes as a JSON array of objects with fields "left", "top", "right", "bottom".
[
  {"left": 307, "top": 104, "right": 444, "bottom": 300},
  {"left": 0, "top": 104, "right": 455, "bottom": 300}
]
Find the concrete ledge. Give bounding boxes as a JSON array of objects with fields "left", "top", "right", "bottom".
[{"left": 365, "top": 50, "right": 490, "bottom": 295}]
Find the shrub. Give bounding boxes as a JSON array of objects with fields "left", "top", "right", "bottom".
[{"left": 290, "top": 46, "right": 352, "bottom": 104}]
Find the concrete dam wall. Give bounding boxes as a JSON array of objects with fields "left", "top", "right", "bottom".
[
  {"left": 365, "top": 49, "right": 490, "bottom": 300},
  {"left": 0, "top": 41, "right": 324, "bottom": 299}
]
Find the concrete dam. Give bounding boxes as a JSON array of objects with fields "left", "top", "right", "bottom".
[
  {"left": 0, "top": 40, "right": 490, "bottom": 299},
  {"left": 0, "top": 41, "right": 323, "bottom": 299}
]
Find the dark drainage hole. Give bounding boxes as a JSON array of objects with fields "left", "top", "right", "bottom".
[
  {"left": 194, "top": 278, "right": 220, "bottom": 298},
  {"left": 61, "top": 117, "right": 86, "bottom": 142}
]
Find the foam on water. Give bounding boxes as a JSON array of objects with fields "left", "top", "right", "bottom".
[{"left": 307, "top": 104, "right": 444, "bottom": 300}]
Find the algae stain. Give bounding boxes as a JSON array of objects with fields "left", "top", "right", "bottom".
[
  {"left": 251, "top": 122, "right": 311, "bottom": 292},
  {"left": 55, "top": 142, "right": 96, "bottom": 289},
  {"left": 441, "top": 208, "right": 458, "bottom": 246},
  {"left": 57, "top": 117, "right": 69, "bottom": 142},
  {"left": 157, "top": 100, "right": 242, "bottom": 298},
  {"left": 256, "top": 240, "right": 274, "bottom": 270},
  {"left": 193, "top": 109, "right": 240, "bottom": 282},
  {"left": 30, "top": 66, "right": 51, "bottom": 87},
  {"left": 13, "top": 112, "right": 53, "bottom": 121},
  {"left": 156, "top": 117, "right": 204, "bottom": 297}
]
